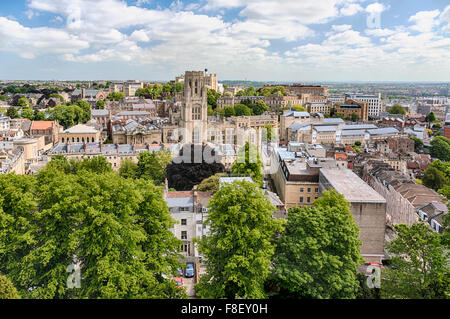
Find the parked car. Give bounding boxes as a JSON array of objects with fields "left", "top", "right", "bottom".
[
  {"left": 174, "top": 277, "right": 183, "bottom": 288},
  {"left": 185, "top": 262, "right": 195, "bottom": 278}
]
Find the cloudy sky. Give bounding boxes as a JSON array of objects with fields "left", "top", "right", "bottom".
[{"left": 0, "top": 0, "right": 450, "bottom": 81}]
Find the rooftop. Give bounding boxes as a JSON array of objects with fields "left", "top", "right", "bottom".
[
  {"left": 63, "top": 124, "right": 99, "bottom": 134},
  {"left": 320, "top": 168, "right": 386, "bottom": 204},
  {"left": 31, "top": 121, "right": 54, "bottom": 131}
]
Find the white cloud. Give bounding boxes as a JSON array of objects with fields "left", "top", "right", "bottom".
[
  {"left": 440, "top": 5, "right": 450, "bottom": 33},
  {"left": 365, "top": 2, "right": 388, "bottom": 14},
  {"left": 130, "top": 30, "right": 150, "bottom": 42},
  {"left": 332, "top": 24, "right": 352, "bottom": 32},
  {"left": 1, "top": 0, "right": 450, "bottom": 81},
  {"left": 0, "top": 16, "right": 89, "bottom": 59},
  {"left": 365, "top": 28, "right": 395, "bottom": 36},
  {"left": 409, "top": 10, "right": 440, "bottom": 33},
  {"left": 340, "top": 3, "right": 363, "bottom": 16}
]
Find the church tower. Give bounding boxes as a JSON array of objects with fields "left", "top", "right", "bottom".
[{"left": 180, "top": 71, "right": 208, "bottom": 143}]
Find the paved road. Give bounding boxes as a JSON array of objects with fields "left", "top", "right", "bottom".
[{"left": 184, "top": 277, "right": 196, "bottom": 297}]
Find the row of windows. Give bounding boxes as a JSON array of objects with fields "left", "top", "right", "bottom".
[
  {"left": 300, "top": 187, "right": 319, "bottom": 193},
  {"left": 299, "top": 196, "right": 318, "bottom": 203},
  {"left": 61, "top": 137, "right": 96, "bottom": 143}
]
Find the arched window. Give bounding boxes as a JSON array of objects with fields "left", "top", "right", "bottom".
[
  {"left": 77, "top": 137, "right": 80, "bottom": 142},
  {"left": 82, "top": 137, "right": 85, "bottom": 143},
  {"left": 61, "top": 137, "right": 64, "bottom": 143},
  {"left": 72, "top": 137, "right": 75, "bottom": 142}
]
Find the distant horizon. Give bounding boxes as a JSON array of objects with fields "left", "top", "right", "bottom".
[{"left": 1, "top": 78, "right": 450, "bottom": 85}]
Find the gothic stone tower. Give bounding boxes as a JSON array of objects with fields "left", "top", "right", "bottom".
[{"left": 180, "top": 71, "right": 208, "bottom": 143}]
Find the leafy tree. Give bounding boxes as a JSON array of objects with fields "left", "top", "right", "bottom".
[
  {"left": 21, "top": 107, "right": 34, "bottom": 120},
  {"left": 137, "top": 149, "right": 172, "bottom": 185},
  {"left": 422, "top": 166, "right": 447, "bottom": 190},
  {"left": 174, "top": 82, "right": 184, "bottom": 93},
  {"left": 107, "top": 92, "right": 125, "bottom": 101},
  {"left": 381, "top": 222, "right": 449, "bottom": 299},
  {"left": 425, "top": 112, "right": 437, "bottom": 123},
  {"left": 6, "top": 106, "right": 18, "bottom": 119},
  {"left": 290, "top": 104, "right": 307, "bottom": 112},
  {"left": 351, "top": 112, "right": 360, "bottom": 122},
  {"left": 354, "top": 141, "right": 362, "bottom": 146},
  {"left": 49, "top": 93, "right": 64, "bottom": 103},
  {"left": 236, "top": 86, "right": 256, "bottom": 97},
  {"left": 0, "top": 95, "right": 7, "bottom": 101},
  {"left": 0, "top": 161, "right": 184, "bottom": 299},
  {"left": 223, "top": 106, "right": 235, "bottom": 117},
  {"left": 411, "top": 137, "right": 424, "bottom": 152},
  {"left": 249, "top": 100, "right": 268, "bottom": 115},
  {"left": 234, "top": 104, "right": 252, "bottom": 116},
  {"left": 162, "top": 83, "right": 173, "bottom": 95},
  {"left": 430, "top": 136, "right": 450, "bottom": 161},
  {"left": 231, "top": 142, "right": 263, "bottom": 185},
  {"left": 196, "top": 173, "right": 227, "bottom": 192},
  {"left": 388, "top": 103, "right": 407, "bottom": 115},
  {"left": 207, "top": 88, "right": 221, "bottom": 109},
  {"left": 75, "top": 100, "right": 91, "bottom": 123},
  {"left": 16, "top": 97, "right": 29, "bottom": 107},
  {"left": 258, "top": 86, "right": 287, "bottom": 97},
  {"left": 33, "top": 109, "right": 47, "bottom": 121},
  {"left": 48, "top": 104, "right": 88, "bottom": 129},
  {"left": 45, "top": 156, "right": 113, "bottom": 175},
  {"left": 272, "top": 190, "right": 363, "bottom": 299},
  {"left": 119, "top": 158, "right": 138, "bottom": 179},
  {"left": 96, "top": 100, "right": 105, "bottom": 109},
  {"left": 197, "top": 181, "right": 284, "bottom": 298},
  {"left": 0, "top": 274, "right": 21, "bottom": 299}
]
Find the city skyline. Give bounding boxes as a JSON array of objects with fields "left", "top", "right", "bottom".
[{"left": 1, "top": 0, "right": 450, "bottom": 81}]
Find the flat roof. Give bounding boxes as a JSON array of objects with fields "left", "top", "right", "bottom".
[{"left": 320, "top": 168, "right": 386, "bottom": 204}]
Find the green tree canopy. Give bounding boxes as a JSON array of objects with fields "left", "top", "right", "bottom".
[
  {"left": 422, "top": 166, "right": 447, "bottom": 191},
  {"left": 33, "top": 109, "right": 47, "bottom": 121},
  {"left": 107, "top": 92, "right": 125, "bottom": 101},
  {"left": 430, "top": 136, "right": 450, "bottom": 161},
  {"left": 6, "top": 106, "right": 19, "bottom": 119},
  {"left": 249, "top": 100, "right": 269, "bottom": 115},
  {"left": 96, "top": 100, "right": 105, "bottom": 109},
  {"left": 272, "top": 190, "right": 363, "bottom": 299},
  {"left": 137, "top": 149, "right": 172, "bottom": 185},
  {"left": 195, "top": 173, "right": 227, "bottom": 192},
  {"left": 197, "top": 181, "right": 284, "bottom": 298},
  {"left": 0, "top": 160, "right": 184, "bottom": 299},
  {"left": 388, "top": 103, "right": 407, "bottom": 115},
  {"left": 381, "top": 222, "right": 449, "bottom": 299},
  {"left": 425, "top": 112, "right": 437, "bottom": 123},
  {"left": 16, "top": 97, "right": 30, "bottom": 107},
  {"left": 234, "top": 104, "right": 252, "bottom": 116},
  {"left": 207, "top": 88, "right": 222, "bottom": 109},
  {"left": 48, "top": 103, "right": 90, "bottom": 129},
  {"left": 231, "top": 142, "right": 263, "bottom": 185},
  {"left": 21, "top": 107, "right": 34, "bottom": 120},
  {"left": 119, "top": 158, "right": 138, "bottom": 179},
  {"left": 223, "top": 106, "right": 235, "bottom": 117},
  {"left": 411, "top": 136, "right": 424, "bottom": 152},
  {"left": 0, "top": 274, "right": 21, "bottom": 299}
]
